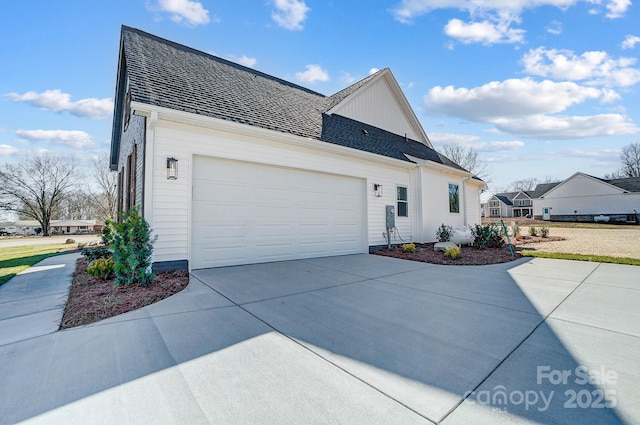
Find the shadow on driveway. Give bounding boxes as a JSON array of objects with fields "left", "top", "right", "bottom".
[{"left": 0, "top": 254, "right": 637, "bottom": 424}]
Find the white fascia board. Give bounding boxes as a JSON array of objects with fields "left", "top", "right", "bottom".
[{"left": 131, "top": 101, "right": 415, "bottom": 170}]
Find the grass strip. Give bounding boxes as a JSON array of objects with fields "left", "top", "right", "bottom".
[
  {"left": 520, "top": 250, "right": 640, "bottom": 266},
  {"left": 0, "top": 243, "right": 71, "bottom": 286}
]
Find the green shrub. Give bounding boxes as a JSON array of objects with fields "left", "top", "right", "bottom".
[
  {"left": 402, "top": 243, "right": 416, "bottom": 253},
  {"left": 435, "top": 224, "right": 454, "bottom": 242},
  {"left": 540, "top": 227, "right": 550, "bottom": 238},
  {"left": 470, "top": 224, "right": 505, "bottom": 249},
  {"left": 529, "top": 226, "right": 538, "bottom": 237},
  {"left": 87, "top": 258, "right": 115, "bottom": 280},
  {"left": 111, "top": 207, "right": 155, "bottom": 286},
  {"left": 101, "top": 220, "right": 115, "bottom": 246},
  {"left": 82, "top": 246, "right": 112, "bottom": 262},
  {"left": 511, "top": 223, "right": 520, "bottom": 237},
  {"left": 444, "top": 246, "right": 461, "bottom": 259}
]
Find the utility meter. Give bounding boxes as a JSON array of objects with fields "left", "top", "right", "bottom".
[{"left": 385, "top": 205, "right": 395, "bottom": 229}]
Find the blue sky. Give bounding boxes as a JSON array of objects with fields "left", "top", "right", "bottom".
[{"left": 1, "top": 0, "right": 639, "bottom": 193}]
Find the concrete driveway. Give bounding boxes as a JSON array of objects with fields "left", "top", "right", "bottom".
[{"left": 0, "top": 254, "right": 638, "bottom": 424}]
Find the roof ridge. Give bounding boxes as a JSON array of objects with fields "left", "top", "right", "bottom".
[{"left": 121, "top": 25, "right": 327, "bottom": 98}]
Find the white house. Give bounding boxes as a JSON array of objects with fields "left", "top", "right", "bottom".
[
  {"left": 109, "top": 26, "right": 486, "bottom": 271},
  {"left": 532, "top": 172, "right": 640, "bottom": 223}
]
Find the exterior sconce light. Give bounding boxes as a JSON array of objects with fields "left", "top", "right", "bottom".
[
  {"left": 167, "top": 157, "right": 178, "bottom": 180},
  {"left": 374, "top": 184, "right": 383, "bottom": 197}
]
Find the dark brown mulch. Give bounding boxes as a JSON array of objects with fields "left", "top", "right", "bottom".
[
  {"left": 373, "top": 243, "right": 523, "bottom": 265},
  {"left": 513, "top": 235, "right": 565, "bottom": 245},
  {"left": 60, "top": 257, "right": 189, "bottom": 330}
]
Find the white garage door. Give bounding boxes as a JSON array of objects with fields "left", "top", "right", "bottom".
[{"left": 191, "top": 156, "right": 366, "bottom": 269}]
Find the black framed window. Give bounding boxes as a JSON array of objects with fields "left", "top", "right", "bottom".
[{"left": 397, "top": 186, "right": 408, "bottom": 217}]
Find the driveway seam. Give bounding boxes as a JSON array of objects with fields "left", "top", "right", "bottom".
[
  {"left": 545, "top": 316, "right": 640, "bottom": 339},
  {"left": 189, "top": 273, "right": 437, "bottom": 424},
  {"left": 437, "top": 262, "right": 603, "bottom": 424}
]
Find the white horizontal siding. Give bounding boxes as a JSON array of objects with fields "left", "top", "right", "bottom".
[{"left": 150, "top": 120, "right": 414, "bottom": 265}]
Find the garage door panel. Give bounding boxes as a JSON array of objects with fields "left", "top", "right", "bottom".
[{"left": 192, "top": 157, "right": 366, "bottom": 269}]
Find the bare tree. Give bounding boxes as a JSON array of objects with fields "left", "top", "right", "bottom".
[
  {"left": 437, "top": 144, "right": 491, "bottom": 181},
  {"left": 0, "top": 154, "right": 78, "bottom": 236},
  {"left": 507, "top": 177, "right": 540, "bottom": 192},
  {"left": 87, "top": 155, "right": 118, "bottom": 221},
  {"left": 620, "top": 141, "right": 640, "bottom": 178},
  {"left": 56, "top": 189, "right": 98, "bottom": 220}
]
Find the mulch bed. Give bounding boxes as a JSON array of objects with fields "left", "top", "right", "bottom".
[
  {"left": 60, "top": 257, "right": 189, "bottom": 330},
  {"left": 374, "top": 243, "right": 523, "bottom": 265}
]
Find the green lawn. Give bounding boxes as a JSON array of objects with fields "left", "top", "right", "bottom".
[
  {"left": 520, "top": 250, "right": 640, "bottom": 266},
  {"left": 0, "top": 243, "right": 73, "bottom": 286}
]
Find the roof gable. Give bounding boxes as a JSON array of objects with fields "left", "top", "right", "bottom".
[
  {"left": 542, "top": 172, "right": 626, "bottom": 198},
  {"left": 326, "top": 69, "right": 431, "bottom": 147}
]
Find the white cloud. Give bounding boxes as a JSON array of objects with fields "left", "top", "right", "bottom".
[
  {"left": 426, "top": 78, "right": 605, "bottom": 122},
  {"left": 622, "top": 35, "right": 640, "bottom": 50},
  {"left": 151, "top": 0, "right": 210, "bottom": 26},
  {"left": 472, "top": 141, "right": 526, "bottom": 151},
  {"left": 494, "top": 114, "right": 639, "bottom": 139},
  {"left": 444, "top": 18, "right": 525, "bottom": 45},
  {"left": 546, "top": 20, "right": 563, "bottom": 35},
  {"left": 295, "top": 64, "right": 329, "bottom": 83},
  {"left": 429, "top": 132, "right": 481, "bottom": 146},
  {"left": 340, "top": 73, "right": 358, "bottom": 85},
  {"left": 228, "top": 54, "right": 257, "bottom": 68},
  {"left": 564, "top": 148, "right": 621, "bottom": 161},
  {"left": 6, "top": 89, "right": 113, "bottom": 120},
  {"left": 522, "top": 47, "right": 640, "bottom": 87},
  {"left": 271, "top": 0, "right": 310, "bottom": 31},
  {"left": 369, "top": 68, "right": 380, "bottom": 75},
  {"left": 391, "top": 1, "right": 629, "bottom": 45},
  {"left": 15, "top": 130, "right": 94, "bottom": 149},
  {"left": 0, "top": 144, "right": 19, "bottom": 155},
  {"left": 605, "top": 0, "right": 631, "bottom": 18}
]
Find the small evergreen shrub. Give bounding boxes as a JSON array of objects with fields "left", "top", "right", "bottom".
[
  {"left": 87, "top": 258, "right": 115, "bottom": 280},
  {"left": 111, "top": 208, "right": 155, "bottom": 286},
  {"left": 444, "top": 246, "right": 461, "bottom": 259},
  {"left": 540, "top": 227, "right": 550, "bottom": 238},
  {"left": 470, "top": 224, "right": 505, "bottom": 249},
  {"left": 529, "top": 226, "right": 538, "bottom": 237},
  {"left": 402, "top": 243, "right": 416, "bottom": 253},
  {"left": 82, "top": 246, "right": 112, "bottom": 262},
  {"left": 101, "top": 220, "right": 115, "bottom": 246},
  {"left": 435, "top": 224, "right": 454, "bottom": 242},
  {"left": 511, "top": 223, "right": 520, "bottom": 237}
]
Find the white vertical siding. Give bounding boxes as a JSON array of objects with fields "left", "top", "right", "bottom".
[
  {"left": 419, "top": 169, "right": 471, "bottom": 242},
  {"left": 335, "top": 78, "right": 422, "bottom": 142}
]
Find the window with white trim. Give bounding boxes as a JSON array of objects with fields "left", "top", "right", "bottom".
[{"left": 396, "top": 186, "right": 408, "bottom": 217}]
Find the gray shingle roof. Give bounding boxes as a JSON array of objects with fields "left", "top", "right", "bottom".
[
  {"left": 602, "top": 177, "right": 640, "bottom": 192},
  {"left": 116, "top": 26, "right": 472, "bottom": 175},
  {"left": 531, "top": 182, "right": 561, "bottom": 198}
]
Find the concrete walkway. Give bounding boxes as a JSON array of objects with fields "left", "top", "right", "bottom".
[{"left": 0, "top": 254, "right": 638, "bottom": 424}]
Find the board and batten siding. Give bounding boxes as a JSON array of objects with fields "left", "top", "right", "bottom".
[
  {"left": 419, "top": 169, "right": 471, "bottom": 242},
  {"left": 333, "top": 77, "right": 422, "bottom": 143},
  {"left": 148, "top": 119, "right": 415, "bottom": 265}
]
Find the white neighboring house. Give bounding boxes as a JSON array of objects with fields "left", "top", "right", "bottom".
[
  {"left": 109, "top": 26, "right": 486, "bottom": 272},
  {"left": 532, "top": 172, "right": 640, "bottom": 223}
]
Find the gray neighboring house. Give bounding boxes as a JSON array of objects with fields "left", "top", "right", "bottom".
[
  {"left": 109, "top": 26, "right": 486, "bottom": 271},
  {"left": 484, "top": 191, "right": 533, "bottom": 218},
  {"left": 532, "top": 172, "right": 640, "bottom": 223}
]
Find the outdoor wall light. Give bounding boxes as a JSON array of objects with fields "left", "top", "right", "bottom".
[
  {"left": 374, "top": 183, "right": 383, "bottom": 197},
  {"left": 167, "top": 157, "right": 178, "bottom": 180}
]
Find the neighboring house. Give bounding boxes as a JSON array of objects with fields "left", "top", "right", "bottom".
[
  {"left": 4, "top": 220, "right": 102, "bottom": 235},
  {"left": 532, "top": 172, "right": 640, "bottom": 223},
  {"left": 109, "top": 26, "right": 486, "bottom": 271},
  {"left": 484, "top": 191, "right": 532, "bottom": 218},
  {"left": 50, "top": 220, "right": 102, "bottom": 235}
]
